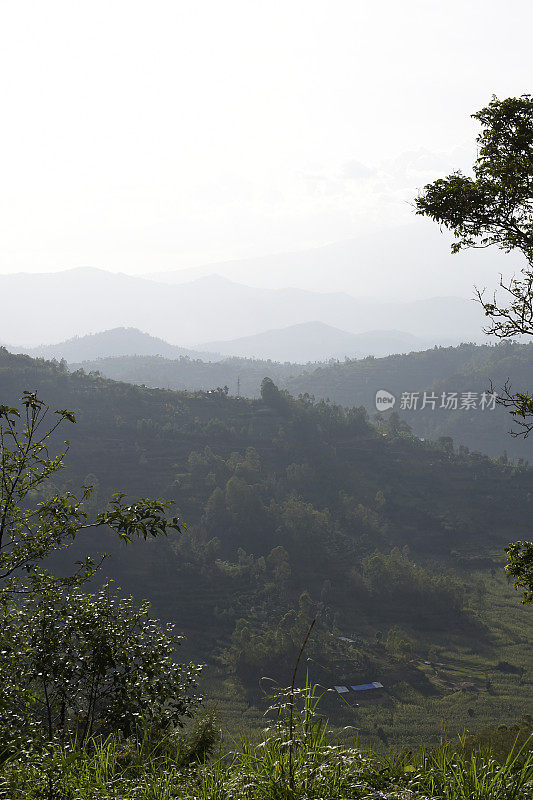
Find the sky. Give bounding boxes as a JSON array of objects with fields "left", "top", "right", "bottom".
[{"left": 0, "top": 0, "right": 532, "bottom": 284}]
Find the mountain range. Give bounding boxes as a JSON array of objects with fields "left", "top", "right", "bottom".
[
  {"left": 6, "top": 323, "right": 432, "bottom": 364},
  {"left": 4, "top": 319, "right": 481, "bottom": 369},
  {"left": 0, "top": 266, "right": 487, "bottom": 350},
  {"left": 71, "top": 339, "right": 533, "bottom": 460},
  {"left": 202, "top": 321, "right": 433, "bottom": 362},
  {"left": 148, "top": 221, "right": 521, "bottom": 300}
]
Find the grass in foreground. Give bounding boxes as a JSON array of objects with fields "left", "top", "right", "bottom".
[{"left": 1, "top": 716, "right": 533, "bottom": 799}]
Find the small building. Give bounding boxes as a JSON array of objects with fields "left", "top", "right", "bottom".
[
  {"left": 350, "top": 681, "right": 386, "bottom": 702},
  {"left": 351, "top": 681, "right": 383, "bottom": 691}
]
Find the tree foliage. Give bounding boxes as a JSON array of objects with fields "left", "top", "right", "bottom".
[
  {"left": 0, "top": 392, "right": 182, "bottom": 592},
  {"left": 415, "top": 95, "right": 533, "bottom": 268},
  {"left": 415, "top": 95, "right": 533, "bottom": 434},
  {"left": 415, "top": 94, "right": 533, "bottom": 602},
  {"left": 1, "top": 581, "right": 200, "bottom": 745},
  {"left": 0, "top": 392, "right": 200, "bottom": 748}
]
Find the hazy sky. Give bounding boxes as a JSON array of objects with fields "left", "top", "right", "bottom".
[{"left": 1, "top": 0, "right": 532, "bottom": 279}]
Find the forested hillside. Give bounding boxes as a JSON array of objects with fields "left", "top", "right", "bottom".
[
  {"left": 287, "top": 341, "right": 533, "bottom": 460},
  {"left": 75, "top": 341, "right": 533, "bottom": 460},
  {"left": 71, "top": 352, "right": 309, "bottom": 397},
  {"left": 1, "top": 346, "right": 532, "bottom": 746}
]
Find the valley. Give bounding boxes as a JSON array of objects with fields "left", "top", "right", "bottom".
[{"left": 1, "top": 347, "right": 531, "bottom": 747}]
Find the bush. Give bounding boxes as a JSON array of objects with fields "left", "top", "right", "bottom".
[
  {"left": 0, "top": 580, "right": 201, "bottom": 746},
  {"left": 0, "top": 393, "right": 202, "bottom": 751}
]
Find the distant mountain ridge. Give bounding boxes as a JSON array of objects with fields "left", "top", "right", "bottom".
[
  {"left": 0, "top": 267, "right": 486, "bottom": 348},
  {"left": 201, "top": 321, "right": 433, "bottom": 362},
  {"left": 148, "top": 221, "right": 519, "bottom": 299},
  {"left": 12, "top": 327, "right": 219, "bottom": 363},
  {"left": 6, "top": 321, "right": 470, "bottom": 366}
]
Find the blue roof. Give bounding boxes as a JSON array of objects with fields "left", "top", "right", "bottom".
[{"left": 351, "top": 683, "right": 379, "bottom": 692}]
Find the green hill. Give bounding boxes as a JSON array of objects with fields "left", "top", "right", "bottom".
[
  {"left": 75, "top": 341, "right": 533, "bottom": 460},
  {"left": 1, "top": 346, "right": 532, "bottom": 748},
  {"left": 287, "top": 341, "right": 533, "bottom": 460}
]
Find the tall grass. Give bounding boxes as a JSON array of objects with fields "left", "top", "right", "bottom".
[
  {"left": 2, "top": 732, "right": 533, "bottom": 799},
  {"left": 1, "top": 688, "right": 532, "bottom": 799}
]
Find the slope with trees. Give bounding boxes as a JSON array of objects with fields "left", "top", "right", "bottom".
[
  {"left": 286, "top": 341, "right": 533, "bottom": 460},
  {"left": 70, "top": 352, "right": 310, "bottom": 397},
  {"left": 77, "top": 341, "right": 533, "bottom": 460},
  {"left": 0, "top": 390, "right": 201, "bottom": 754},
  {"left": 1, "top": 348, "right": 532, "bottom": 746}
]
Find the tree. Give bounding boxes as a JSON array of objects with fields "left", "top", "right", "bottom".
[
  {"left": 2, "top": 580, "right": 200, "bottom": 746},
  {"left": 0, "top": 392, "right": 200, "bottom": 746},
  {"left": 260, "top": 377, "right": 290, "bottom": 410},
  {"left": 414, "top": 94, "right": 533, "bottom": 603},
  {"left": 0, "top": 392, "right": 183, "bottom": 592},
  {"left": 415, "top": 95, "right": 533, "bottom": 269},
  {"left": 415, "top": 94, "right": 533, "bottom": 434}
]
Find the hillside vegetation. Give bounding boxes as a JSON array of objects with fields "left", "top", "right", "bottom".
[
  {"left": 75, "top": 341, "right": 533, "bottom": 459},
  {"left": 288, "top": 341, "right": 533, "bottom": 460},
  {"left": 1, "top": 347, "right": 532, "bottom": 749},
  {"left": 71, "top": 352, "right": 309, "bottom": 397},
  {"left": 3, "top": 715, "right": 533, "bottom": 799}
]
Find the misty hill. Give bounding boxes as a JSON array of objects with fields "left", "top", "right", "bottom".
[
  {"left": 13, "top": 327, "right": 218, "bottom": 362},
  {"left": 71, "top": 353, "right": 308, "bottom": 396},
  {"left": 0, "top": 267, "right": 486, "bottom": 348},
  {"left": 8, "top": 322, "right": 429, "bottom": 365},
  {"left": 150, "top": 220, "right": 521, "bottom": 300},
  {"left": 201, "top": 321, "right": 429, "bottom": 361},
  {"left": 1, "top": 347, "right": 532, "bottom": 745},
  {"left": 69, "top": 356, "right": 312, "bottom": 398}
]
